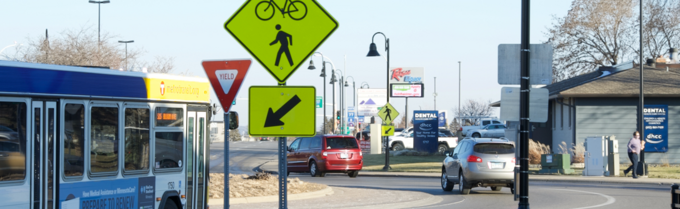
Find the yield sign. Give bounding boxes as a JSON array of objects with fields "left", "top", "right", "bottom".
[
  {"left": 224, "top": 0, "right": 339, "bottom": 84},
  {"left": 202, "top": 60, "right": 252, "bottom": 112}
]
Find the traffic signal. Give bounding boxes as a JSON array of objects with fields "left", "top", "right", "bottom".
[{"left": 336, "top": 110, "right": 341, "bottom": 120}]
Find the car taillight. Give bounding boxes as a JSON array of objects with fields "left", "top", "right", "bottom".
[
  {"left": 467, "top": 155, "right": 483, "bottom": 163},
  {"left": 322, "top": 152, "right": 328, "bottom": 159},
  {"left": 511, "top": 158, "right": 515, "bottom": 164}
]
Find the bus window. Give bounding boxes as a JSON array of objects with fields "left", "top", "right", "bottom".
[
  {"left": 0, "top": 102, "right": 27, "bottom": 182},
  {"left": 64, "top": 104, "right": 84, "bottom": 177},
  {"left": 155, "top": 132, "right": 183, "bottom": 169},
  {"left": 90, "top": 107, "right": 119, "bottom": 174},
  {"left": 124, "top": 108, "right": 150, "bottom": 172},
  {"left": 155, "top": 107, "right": 183, "bottom": 127}
]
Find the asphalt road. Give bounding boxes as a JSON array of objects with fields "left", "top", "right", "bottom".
[{"left": 211, "top": 141, "right": 670, "bottom": 208}]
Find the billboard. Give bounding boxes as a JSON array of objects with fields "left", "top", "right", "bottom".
[
  {"left": 357, "top": 88, "right": 387, "bottom": 117},
  {"left": 59, "top": 177, "right": 156, "bottom": 209},
  {"left": 389, "top": 67, "right": 424, "bottom": 84},
  {"left": 644, "top": 105, "right": 668, "bottom": 152},
  {"left": 413, "top": 110, "right": 439, "bottom": 153},
  {"left": 390, "top": 83, "right": 424, "bottom": 97}
]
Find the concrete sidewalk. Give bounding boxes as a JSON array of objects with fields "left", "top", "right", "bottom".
[{"left": 257, "top": 161, "right": 678, "bottom": 187}]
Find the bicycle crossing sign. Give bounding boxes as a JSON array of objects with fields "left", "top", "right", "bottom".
[
  {"left": 224, "top": 0, "right": 339, "bottom": 84},
  {"left": 377, "top": 102, "right": 399, "bottom": 125}
]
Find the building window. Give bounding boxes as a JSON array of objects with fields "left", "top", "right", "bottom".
[
  {"left": 124, "top": 108, "right": 150, "bottom": 172},
  {"left": 155, "top": 132, "right": 183, "bottom": 169},
  {"left": 64, "top": 104, "right": 85, "bottom": 177},
  {"left": 0, "top": 102, "right": 27, "bottom": 181},
  {"left": 90, "top": 107, "right": 119, "bottom": 174}
]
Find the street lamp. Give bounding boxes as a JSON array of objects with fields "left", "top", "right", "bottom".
[
  {"left": 89, "top": 0, "right": 110, "bottom": 46},
  {"left": 308, "top": 52, "right": 337, "bottom": 135},
  {"left": 366, "top": 32, "right": 391, "bottom": 171},
  {"left": 118, "top": 40, "right": 134, "bottom": 71},
  {"left": 329, "top": 70, "right": 338, "bottom": 133},
  {"left": 345, "top": 76, "right": 356, "bottom": 134},
  {"left": 332, "top": 70, "right": 345, "bottom": 134},
  {"left": 360, "top": 82, "right": 369, "bottom": 89},
  {"left": 0, "top": 41, "right": 22, "bottom": 59},
  {"left": 458, "top": 61, "right": 461, "bottom": 126}
]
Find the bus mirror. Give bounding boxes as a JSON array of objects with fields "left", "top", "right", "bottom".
[{"left": 229, "top": 111, "right": 239, "bottom": 130}]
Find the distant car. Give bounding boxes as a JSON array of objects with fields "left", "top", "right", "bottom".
[
  {"left": 287, "top": 135, "right": 363, "bottom": 178},
  {"left": 459, "top": 118, "right": 503, "bottom": 137},
  {"left": 441, "top": 137, "right": 515, "bottom": 195},
  {"left": 388, "top": 129, "right": 458, "bottom": 154},
  {"left": 466, "top": 124, "right": 506, "bottom": 138}
]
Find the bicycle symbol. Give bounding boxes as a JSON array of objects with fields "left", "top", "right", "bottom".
[{"left": 255, "top": 0, "right": 308, "bottom": 21}]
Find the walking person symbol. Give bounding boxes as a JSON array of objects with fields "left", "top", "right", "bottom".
[
  {"left": 270, "top": 24, "right": 293, "bottom": 67},
  {"left": 384, "top": 108, "right": 392, "bottom": 122}
]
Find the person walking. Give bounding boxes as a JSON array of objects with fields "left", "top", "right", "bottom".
[{"left": 624, "top": 131, "right": 641, "bottom": 179}]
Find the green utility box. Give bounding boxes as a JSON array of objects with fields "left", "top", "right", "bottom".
[{"left": 538, "top": 154, "right": 574, "bottom": 174}]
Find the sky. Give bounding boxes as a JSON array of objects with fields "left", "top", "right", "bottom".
[{"left": 0, "top": 0, "right": 575, "bottom": 133}]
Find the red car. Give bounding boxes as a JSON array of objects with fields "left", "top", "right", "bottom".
[{"left": 287, "top": 135, "right": 363, "bottom": 177}]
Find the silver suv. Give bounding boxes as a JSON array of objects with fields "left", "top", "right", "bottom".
[{"left": 440, "top": 137, "right": 515, "bottom": 195}]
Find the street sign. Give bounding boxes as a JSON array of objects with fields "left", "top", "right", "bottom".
[
  {"left": 315, "top": 96, "right": 323, "bottom": 108},
  {"left": 499, "top": 87, "right": 549, "bottom": 122},
  {"left": 498, "top": 44, "right": 553, "bottom": 85},
  {"left": 224, "top": 0, "right": 339, "bottom": 84},
  {"left": 382, "top": 125, "right": 394, "bottom": 136},
  {"left": 377, "top": 102, "right": 399, "bottom": 125},
  {"left": 202, "top": 60, "right": 252, "bottom": 112},
  {"left": 358, "top": 116, "right": 365, "bottom": 123},
  {"left": 249, "top": 86, "right": 316, "bottom": 136},
  {"left": 348, "top": 122, "right": 355, "bottom": 127}
]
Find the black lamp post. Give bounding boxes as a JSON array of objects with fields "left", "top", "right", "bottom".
[
  {"left": 367, "top": 32, "right": 391, "bottom": 171},
  {"left": 89, "top": 0, "right": 110, "bottom": 46},
  {"left": 309, "top": 52, "right": 336, "bottom": 135},
  {"left": 118, "top": 40, "right": 134, "bottom": 71}
]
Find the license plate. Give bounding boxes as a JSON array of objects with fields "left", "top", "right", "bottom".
[
  {"left": 489, "top": 162, "right": 504, "bottom": 169},
  {"left": 340, "top": 153, "right": 348, "bottom": 159}
]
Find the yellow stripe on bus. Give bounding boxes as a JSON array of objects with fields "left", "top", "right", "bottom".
[{"left": 144, "top": 78, "right": 210, "bottom": 102}]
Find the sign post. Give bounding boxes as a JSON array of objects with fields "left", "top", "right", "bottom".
[
  {"left": 202, "top": 60, "right": 252, "bottom": 209},
  {"left": 377, "top": 102, "right": 399, "bottom": 170}
]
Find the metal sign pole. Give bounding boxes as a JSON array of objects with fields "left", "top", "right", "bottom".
[
  {"left": 519, "top": 0, "right": 531, "bottom": 208},
  {"left": 279, "top": 136, "right": 288, "bottom": 209},
  {"left": 224, "top": 112, "right": 230, "bottom": 209}
]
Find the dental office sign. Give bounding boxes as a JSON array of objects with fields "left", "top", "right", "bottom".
[
  {"left": 644, "top": 105, "right": 668, "bottom": 152},
  {"left": 413, "top": 110, "right": 439, "bottom": 153},
  {"left": 389, "top": 67, "right": 424, "bottom": 84}
]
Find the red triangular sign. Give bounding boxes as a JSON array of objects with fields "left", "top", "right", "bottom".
[{"left": 202, "top": 59, "right": 251, "bottom": 112}]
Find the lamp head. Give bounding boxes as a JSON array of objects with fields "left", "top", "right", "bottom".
[
  {"left": 366, "top": 43, "right": 380, "bottom": 57},
  {"left": 307, "top": 60, "right": 316, "bottom": 70},
  {"left": 344, "top": 81, "right": 349, "bottom": 87}
]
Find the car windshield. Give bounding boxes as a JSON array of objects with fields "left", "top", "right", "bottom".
[
  {"left": 325, "top": 137, "right": 359, "bottom": 149},
  {"left": 473, "top": 143, "right": 514, "bottom": 154},
  {"left": 438, "top": 130, "right": 454, "bottom": 137}
]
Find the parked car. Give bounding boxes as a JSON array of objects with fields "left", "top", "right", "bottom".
[
  {"left": 459, "top": 118, "right": 503, "bottom": 137},
  {"left": 466, "top": 124, "right": 507, "bottom": 138},
  {"left": 287, "top": 135, "right": 363, "bottom": 178},
  {"left": 388, "top": 129, "right": 458, "bottom": 154},
  {"left": 441, "top": 137, "right": 515, "bottom": 195}
]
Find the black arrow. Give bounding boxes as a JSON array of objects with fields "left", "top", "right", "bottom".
[
  {"left": 265, "top": 95, "right": 301, "bottom": 127},
  {"left": 385, "top": 127, "right": 392, "bottom": 134}
]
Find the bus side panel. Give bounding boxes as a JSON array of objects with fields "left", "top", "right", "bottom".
[
  {"left": 155, "top": 174, "right": 184, "bottom": 208},
  {"left": 0, "top": 184, "right": 30, "bottom": 208},
  {"left": 58, "top": 177, "right": 156, "bottom": 209}
]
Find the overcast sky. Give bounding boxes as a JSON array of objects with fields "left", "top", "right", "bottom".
[{"left": 0, "top": 0, "right": 575, "bottom": 132}]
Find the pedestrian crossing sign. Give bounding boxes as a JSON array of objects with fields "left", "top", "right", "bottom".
[
  {"left": 224, "top": 0, "right": 339, "bottom": 84},
  {"left": 377, "top": 102, "right": 399, "bottom": 125}
]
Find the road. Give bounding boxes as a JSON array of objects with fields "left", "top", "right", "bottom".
[
  {"left": 210, "top": 141, "right": 670, "bottom": 208},
  {"left": 209, "top": 140, "right": 279, "bottom": 174}
]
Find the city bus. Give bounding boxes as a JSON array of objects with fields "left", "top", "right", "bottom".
[{"left": 0, "top": 61, "right": 213, "bottom": 209}]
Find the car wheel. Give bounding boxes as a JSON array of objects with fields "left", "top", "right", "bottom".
[
  {"left": 348, "top": 171, "right": 359, "bottom": 178},
  {"left": 392, "top": 143, "right": 405, "bottom": 151},
  {"left": 309, "top": 161, "right": 320, "bottom": 177},
  {"left": 472, "top": 133, "right": 481, "bottom": 138},
  {"left": 491, "top": 186, "right": 502, "bottom": 191},
  {"left": 441, "top": 168, "right": 454, "bottom": 191},
  {"left": 458, "top": 172, "right": 471, "bottom": 195},
  {"left": 437, "top": 144, "right": 449, "bottom": 154}
]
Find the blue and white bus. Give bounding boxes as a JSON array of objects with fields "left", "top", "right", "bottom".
[{"left": 0, "top": 61, "right": 213, "bottom": 209}]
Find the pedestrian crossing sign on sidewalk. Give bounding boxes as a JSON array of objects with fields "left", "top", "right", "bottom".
[
  {"left": 377, "top": 102, "right": 399, "bottom": 125},
  {"left": 224, "top": 0, "right": 339, "bottom": 84}
]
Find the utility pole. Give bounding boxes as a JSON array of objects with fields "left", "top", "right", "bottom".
[{"left": 518, "top": 0, "right": 531, "bottom": 208}]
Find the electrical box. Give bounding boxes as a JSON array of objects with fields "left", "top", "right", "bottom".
[
  {"left": 369, "top": 124, "right": 382, "bottom": 154},
  {"left": 539, "top": 154, "right": 574, "bottom": 174},
  {"left": 607, "top": 136, "right": 620, "bottom": 176},
  {"left": 583, "top": 136, "right": 606, "bottom": 176}
]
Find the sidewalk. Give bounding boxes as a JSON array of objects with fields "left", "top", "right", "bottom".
[{"left": 257, "top": 161, "right": 678, "bottom": 187}]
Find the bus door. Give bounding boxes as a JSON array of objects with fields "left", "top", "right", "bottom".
[
  {"left": 186, "top": 111, "right": 207, "bottom": 209},
  {"left": 31, "top": 101, "right": 57, "bottom": 209}
]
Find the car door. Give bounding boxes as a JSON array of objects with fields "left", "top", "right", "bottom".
[
  {"left": 287, "top": 138, "right": 301, "bottom": 171},
  {"left": 449, "top": 141, "right": 467, "bottom": 182},
  {"left": 496, "top": 125, "right": 506, "bottom": 138},
  {"left": 297, "top": 137, "right": 312, "bottom": 170}
]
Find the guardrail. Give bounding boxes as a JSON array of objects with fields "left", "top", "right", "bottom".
[{"left": 672, "top": 184, "right": 680, "bottom": 209}]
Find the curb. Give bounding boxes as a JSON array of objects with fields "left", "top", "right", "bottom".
[{"left": 208, "top": 186, "right": 333, "bottom": 205}]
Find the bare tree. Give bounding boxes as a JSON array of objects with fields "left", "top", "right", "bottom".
[
  {"left": 546, "top": 0, "right": 636, "bottom": 82},
  {"left": 15, "top": 26, "right": 176, "bottom": 73},
  {"left": 638, "top": 0, "right": 680, "bottom": 59},
  {"left": 455, "top": 100, "right": 494, "bottom": 125}
]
